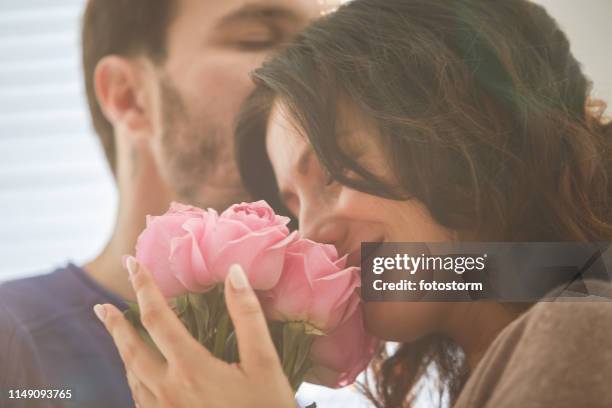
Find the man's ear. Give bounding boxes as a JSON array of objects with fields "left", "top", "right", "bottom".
[{"left": 94, "top": 55, "right": 152, "bottom": 136}]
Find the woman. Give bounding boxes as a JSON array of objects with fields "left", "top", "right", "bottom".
[{"left": 94, "top": 0, "right": 612, "bottom": 406}]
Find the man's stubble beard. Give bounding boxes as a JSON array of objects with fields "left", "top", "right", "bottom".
[{"left": 158, "top": 77, "right": 249, "bottom": 210}]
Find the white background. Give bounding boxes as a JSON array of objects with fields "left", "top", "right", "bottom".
[{"left": 0, "top": 1, "right": 610, "bottom": 407}]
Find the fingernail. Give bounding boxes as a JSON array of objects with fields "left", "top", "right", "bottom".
[
  {"left": 126, "top": 256, "right": 139, "bottom": 278},
  {"left": 93, "top": 304, "right": 107, "bottom": 322},
  {"left": 228, "top": 264, "right": 249, "bottom": 290},
  {"left": 121, "top": 254, "right": 131, "bottom": 269}
]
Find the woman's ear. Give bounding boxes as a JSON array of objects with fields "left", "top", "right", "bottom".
[{"left": 94, "top": 55, "right": 152, "bottom": 136}]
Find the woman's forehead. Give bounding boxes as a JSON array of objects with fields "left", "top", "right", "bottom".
[{"left": 265, "top": 101, "right": 309, "bottom": 171}]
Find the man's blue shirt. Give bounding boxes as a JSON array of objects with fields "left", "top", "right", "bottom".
[{"left": 0, "top": 264, "right": 133, "bottom": 408}]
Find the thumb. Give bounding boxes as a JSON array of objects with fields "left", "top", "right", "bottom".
[{"left": 224, "top": 264, "right": 281, "bottom": 374}]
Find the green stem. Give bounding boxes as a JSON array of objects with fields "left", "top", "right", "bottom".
[
  {"left": 282, "top": 322, "right": 316, "bottom": 391},
  {"left": 213, "top": 313, "right": 230, "bottom": 358}
]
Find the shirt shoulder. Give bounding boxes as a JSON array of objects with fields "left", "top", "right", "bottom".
[
  {"left": 0, "top": 266, "right": 132, "bottom": 407},
  {"left": 0, "top": 264, "right": 125, "bottom": 332},
  {"left": 521, "top": 278, "right": 612, "bottom": 332},
  {"left": 457, "top": 279, "right": 612, "bottom": 408},
  {"left": 0, "top": 303, "right": 59, "bottom": 408}
]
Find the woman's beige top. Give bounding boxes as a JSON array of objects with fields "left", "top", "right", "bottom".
[{"left": 454, "top": 280, "right": 612, "bottom": 408}]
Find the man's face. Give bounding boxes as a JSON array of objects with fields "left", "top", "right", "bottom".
[{"left": 148, "top": 0, "right": 327, "bottom": 210}]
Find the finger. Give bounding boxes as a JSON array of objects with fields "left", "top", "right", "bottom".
[
  {"left": 224, "top": 264, "right": 281, "bottom": 374},
  {"left": 127, "top": 371, "right": 158, "bottom": 408},
  {"left": 94, "top": 303, "right": 165, "bottom": 390},
  {"left": 125, "top": 256, "right": 207, "bottom": 362}
]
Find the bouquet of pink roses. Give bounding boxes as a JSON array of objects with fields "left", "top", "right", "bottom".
[{"left": 124, "top": 201, "right": 378, "bottom": 391}]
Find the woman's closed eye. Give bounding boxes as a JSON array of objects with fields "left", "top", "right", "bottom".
[{"left": 324, "top": 168, "right": 336, "bottom": 186}]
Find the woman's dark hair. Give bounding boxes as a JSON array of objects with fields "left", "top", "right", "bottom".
[{"left": 235, "top": 0, "right": 612, "bottom": 406}]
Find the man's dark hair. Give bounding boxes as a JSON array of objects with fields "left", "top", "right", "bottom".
[{"left": 82, "top": 0, "right": 176, "bottom": 175}]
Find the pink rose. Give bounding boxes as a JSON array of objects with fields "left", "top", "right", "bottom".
[
  {"left": 220, "top": 200, "right": 290, "bottom": 232},
  {"left": 135, "top": 202, "right": 214, "bottom": 297},
  {"left": 260, "top": 237, "right": 361, "bottom": 332},
  {"left": 306, "top": 306, "right": 379, "bottom": 388},
  {"left": 135, "top": 201, "right": 296, "bottom": 297},
  {"left": 200, "top": 201, "right": 296, "bottom": 289}
]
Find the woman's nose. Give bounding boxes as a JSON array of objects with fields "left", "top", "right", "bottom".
[{"left": 299, "top": 204, "right": 347, "bottom": 248}]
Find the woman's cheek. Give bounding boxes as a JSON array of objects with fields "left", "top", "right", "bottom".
[{"left": 336, "top": 187, "right": 392, "bottom": 222}]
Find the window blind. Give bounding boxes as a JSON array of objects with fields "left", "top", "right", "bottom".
[{"left": 0, "top": 0, "right": 116, "bottom": 281}]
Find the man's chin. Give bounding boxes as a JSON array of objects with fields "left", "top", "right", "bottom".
[{"left": 177, "top": 185, "right": 250, "bottom": 212}]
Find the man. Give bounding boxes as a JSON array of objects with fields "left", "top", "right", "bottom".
[
  {"left": 0, "top": 304, "right": 58, "bottom": 408},
  {"left": 0, "top": 0, "right": 330, "bottom": 407}
]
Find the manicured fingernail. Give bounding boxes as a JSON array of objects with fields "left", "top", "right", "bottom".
[
  {"left": 93, "top": 304, "right": 107, "bottom": 322},
  {"left": 121, "top": 254, "right": 131, "bottom": 269},
  {"left": 126, "top": 256, "right": 139, "bottom": 278},
  {"left": 228, "top": 264, "right": 249, "bottom": 290}
]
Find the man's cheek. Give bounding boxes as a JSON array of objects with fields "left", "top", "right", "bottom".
[{"left": 194, "top": 64, "right": 254, "bottom": 112}]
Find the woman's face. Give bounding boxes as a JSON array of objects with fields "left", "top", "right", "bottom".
[{"left": 265, "top": 101, "right": 454, "bottom": 341}]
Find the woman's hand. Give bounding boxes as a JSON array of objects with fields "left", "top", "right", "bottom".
[{"left": 93, "top": 258, "right": 296, "bottom": 408}]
